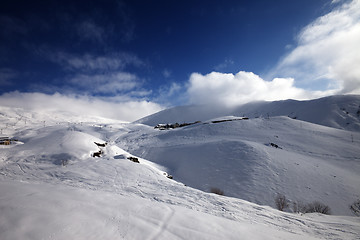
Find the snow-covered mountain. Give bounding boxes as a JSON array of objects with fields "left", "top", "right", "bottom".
[
  {"left": 122, "top": 114, "right": 360, "bottom": 216},
  {"left": 137, "top": 95, "right": 360, "bottom": 131},
  {"left": 1, "top": 96, "right": 360, "bottom": 239}
]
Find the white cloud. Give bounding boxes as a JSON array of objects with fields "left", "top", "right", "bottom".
[
  {"left": 188, "top": 0, "right": 359, "bottom": 108},
  {"left": 187, "top": 71, "right": 334, "bottom": 107},
  {"left": 155, "top": 82, "right": 185, "bottom": 106},
  {"left": 68, "top": 72, "right": 139, "bottom": 95},
  {"left": 272, "top": 0, "right": 360, "bottom": 94},
  {"left": 0, "top": 91, "right": 163, "bottom": 122},
  {"left": 331, "top": 0, "right": 343, "bottom": 4},
  {"left": 214, "top": 59, "right": 234, "bottom": 71},
  {"left": 37, "top": 51, "right": 147, "bottom": 97},
  {"left": 47, "top": 52, "right": 144, "bottom": 72}
]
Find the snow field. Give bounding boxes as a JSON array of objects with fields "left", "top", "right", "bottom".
[{"left": 1, "top": 96, "right": 360, "bottom": 239}]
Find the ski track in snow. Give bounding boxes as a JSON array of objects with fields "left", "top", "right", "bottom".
[{"left": 146, "top": 204, "right": 175, "bottom": 240}]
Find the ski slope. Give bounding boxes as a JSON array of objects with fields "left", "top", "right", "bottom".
[{"left": 1, "top": 96, "right": 360, "bottom": 239}]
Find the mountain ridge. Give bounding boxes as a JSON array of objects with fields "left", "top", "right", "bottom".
[{"left": 137, "top": 95, "right": 360, "bottom": 131}]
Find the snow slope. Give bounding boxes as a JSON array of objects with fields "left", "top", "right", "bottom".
[
  {"left": 119, "top": 116, "right": 360, "bottom": 216},
  {"left": 137, "top": 95, "right": 360, "bottom": 131},
  {"left": 1, "top": 102, "right": 360, "bottom": 239}
]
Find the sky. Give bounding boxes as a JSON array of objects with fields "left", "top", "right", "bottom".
[{"left": 0, "top": 0, "right": 359, "bottom": 121}]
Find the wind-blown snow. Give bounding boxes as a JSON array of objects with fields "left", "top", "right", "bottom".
[{"left": 1, "top": 96, "right": 360, "bottom": 239}]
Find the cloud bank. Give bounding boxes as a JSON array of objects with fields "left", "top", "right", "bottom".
[
  {"left": 0, "top": 92, "right": 163, "bottom": 122},
  {"left": 187, "top": 71, "right": 334, "bottom": 107},
  {"left": 273, "top": 0, "right": 360, "bottom": 94}
]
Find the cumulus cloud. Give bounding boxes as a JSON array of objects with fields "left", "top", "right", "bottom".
[
  {"left": 0, "top": 91, "right": 163, "bottom": 122},
  {"left": 187, "top": 71, "right": 334, "bottom": 107},
  {"left": 272, "top": 0, "right": 360, "bottom": 94},
  {"left": 190, "top": 0, "right": 360, "bottom": 108}
]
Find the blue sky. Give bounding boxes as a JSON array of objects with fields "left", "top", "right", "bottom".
[{"left": 1, "top": 0, "right": 360, "bottom": 120}]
